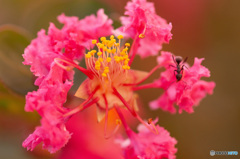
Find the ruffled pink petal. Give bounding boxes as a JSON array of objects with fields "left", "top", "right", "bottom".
[
  {"left": 23, "top": 30, "right": 57, "bottom": 86},
  {"left": 117, "top": 119, "right": 177, "bottom": 159},
  {"left": 22, "top": 9, "right": 114, "bottom": 153},
  {"left": 22, "top": 122, "right": 71, "bottom": 154},
  {"left": 190, "top": 80, "right": 216, "bottom": 106},
  {"left": 190, "top": 57, "right": 210, "bottom": 78},
  {"left": 150, "top": 92, "right": 176, "bottom": 114},
  {"left": 150, "top": 52, "right": 216, "bottom": 113},
  {"left": 116, "top": 0, "right": 172, "bottom": 58}
]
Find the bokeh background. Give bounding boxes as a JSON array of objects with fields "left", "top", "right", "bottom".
[{"left": 0, "top": 0, "right": 239, "bottom": 158}]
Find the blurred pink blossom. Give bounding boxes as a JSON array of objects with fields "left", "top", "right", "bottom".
[{"left": 57, "top": 108, "right": 122, "bottom": 159}]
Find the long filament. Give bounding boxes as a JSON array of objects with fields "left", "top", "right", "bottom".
[
  {"left": 123, "top": 64, "right": 162, "bottom": 86},
  {"left": 63, "top": 86, "right": 100, "bottom": 117},
  {"left": 54, "top": 58, "right": 94, "bottom": 79},
  {"left": 112, "top": 87, "right": 136, "bottom": 116}
]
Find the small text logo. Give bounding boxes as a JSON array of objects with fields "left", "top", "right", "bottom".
[{"left": 210, "top": 150, "right": 238, "bottom": 156}]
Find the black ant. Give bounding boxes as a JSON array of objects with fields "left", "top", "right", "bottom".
[{"left": 169, "top": 55, "right": 188, "bottom": 82}]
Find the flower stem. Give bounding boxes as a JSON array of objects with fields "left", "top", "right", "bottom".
[
  {"left": 128, "top": 35, "right": 139, "bottom": 66},
  {"left": 103, "top": 94, "right": 109, "bottom": 139},
  {"left": 54, "top": 58, "right": 94, "bottom": 79},
  {"left": 113, "top": 87, "right": 158, "bottom": 134},
  {"left": 112, "top": 87, "right": 136, "bottom": 116},
  {"left": 133, "top": 83, "right": 158, "bottom": 91},
  {"left": 123, "top": 64, "right": 162, "bottom": 86},
  {"left": 136, "top": 115, "right": 159, "bottom": 135},
  {"left": 63, "top": 86, "right": 100, "bottom": 117},
  {"left": 114, "top": 106, "right": 132, "bottom": 136}
]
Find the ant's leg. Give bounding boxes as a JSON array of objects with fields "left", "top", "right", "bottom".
[
  {"left": 172, "top": 55, "right": 177, "bottom": 64},
  {"left": 182, "top": 57, "right": 188, "bottom": 64},
  {"left": 169, "top": 64, "right": 176, "bottom": 68},
  {"left": 182, "top": 65, "right": 188, "bottom": 70},
  {"left": 180, "top": 65, "right": 188, "bottom": 74},
  {"left": 174, "top": 70, "right": 178, "bottom": 76}
]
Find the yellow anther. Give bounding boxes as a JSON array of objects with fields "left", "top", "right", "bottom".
[
  {"left": 111, "top": 49, "right": 116, "bottom": 54},
  {"left": 124, "top": 60, "right": 128, "bottom": 65},
  {"left": 120, "top": 56, "right": 124, "bottom": 61},
  {"left": 105, "top": 66, "right": 109, "bottom": 70},
  {"left": 97, "top": 51, "right": 102, "bottom": 56},
  {"left": 120, "top": 52, "right": 126, "bottom": 56},
  {"left": 122, "top": 65, "right": 130, "bottom": 70},
  {"left": 107, "top": 57, "right": 111, "bottom": 62},
  {"left": 99, "top": 44, "right": 104, "bottom": 49},
  {"left": 111, "top": 39, "right": 116, "bottom": 43},
  {"left": 117, "top": 35, "right": 123, "bottom": 39},
  {"left": 99, "top": 58, "right": 103, "bottom": 62},
  {"left": 139, "top": 34, "right": 145, "bottom": 38},
  {"left": 90, "top": 50, "right": 96, "bottom": 55},
  {"left": 95, "top": 61, "right": 100, "bottom": 65},
  {"left": 103, "top": 46, "right": 107, "bottom": 51},
  {"left": 122, "top": 65, "right": 127, "bottom": 69},
  {"left": 92, "top": 40, "right": 97, "bottom": 44},
  {"left": 148, "top": 118, "right": 153, "bottom": 124},
  {"left": 100, "top": 37, "right": 106, "bottom": 42},
  {"left": 115, "top": 57, "right": 120, "bottom": 62},
  {"left": 123, "top": 55, "right": 129, "bottom": 60},
  {"left": 104, "top": 40, "right": 109, "bottom": 45},
  {"left": 108, "top": 42, "right": 114, "bottom": 48},
  {"left": 125, "top": 43, "right": 130, "bottom": 47},
  {"left": 85, "top": 54, "right": 91, "bottom": 58},
  {"left": 116, "top": 119, "right": 121, "bottom": 125},
  {"left": 97, "top": 43, "right": 101, "bottom": 47},
  {"left": 110, "top": 35, "right": 114, "bottom": 40},
  {"left": 102, "top": 73, "right": 107, "bottom": 77},
  {"left": 95, "top": 66, "right": 100, "bottom": 70},
  {"left": 123, "top": 48, "right": 128, "bottom": 52},
  {"left": 107, "top": 49, "right": 112, "bottom": 53},
  {"left": 114, "top": 43, "right": 119, "bottom": 46},
  {"left": 104, "top": 69, "right": 109, "bottom": 73}
]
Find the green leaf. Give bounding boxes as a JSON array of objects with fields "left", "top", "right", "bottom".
[{"left": 0, "top": 24, "right": 36, "bottom": 95}]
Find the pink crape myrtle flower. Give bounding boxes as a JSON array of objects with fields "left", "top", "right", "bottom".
[
  {"left": 22, "top": 9, "right": 113, "bottom": 153},
  {"left": 65, "top": 34, "right": 159, "bottom": 137},
  {"left": 22, "top": 0, "right": 215, "bottom": 156},
  {"left": 150, "top": 52, "right": 216, "bottom": 113},
  {"left": 22, "top": 64, "right": 72, "bottom": 153},
  {"left": 116, "top": 111, "right": 177, "bottom": 159},
  {"left": 116, "top": 0, "right": 172, "bottom": 58}
]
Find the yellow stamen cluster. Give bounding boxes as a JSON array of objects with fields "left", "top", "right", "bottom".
[
  {"left": 85, "top": 50, "right": 97, "bottom": 58},
  {"left": 85, "top": 35, "right": 131, "bottom": 78}
]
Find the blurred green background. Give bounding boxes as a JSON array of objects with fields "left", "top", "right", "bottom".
[{"left": 0, "top": 0, "right": 239, "bottom": 158}]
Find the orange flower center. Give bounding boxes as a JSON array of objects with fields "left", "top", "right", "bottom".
[{"left": 85, "top": 35, "right": 131, "bottom": 92}]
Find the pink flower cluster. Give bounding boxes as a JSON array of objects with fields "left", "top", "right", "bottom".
[
  {"left": 22, "top": 9, "right": 113, "bottom": 153},
  {"left": 150, "top": 52, "right": 216, "bottom": 114},
  {"left": 116, "top": 119, "right": 177, "bottom": 159},
  {"left": 116, "top": 0, "right": 172, "bottom": 58},
  {"left": 22, "top": 0, "right": 215, "bottom": 158}
]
